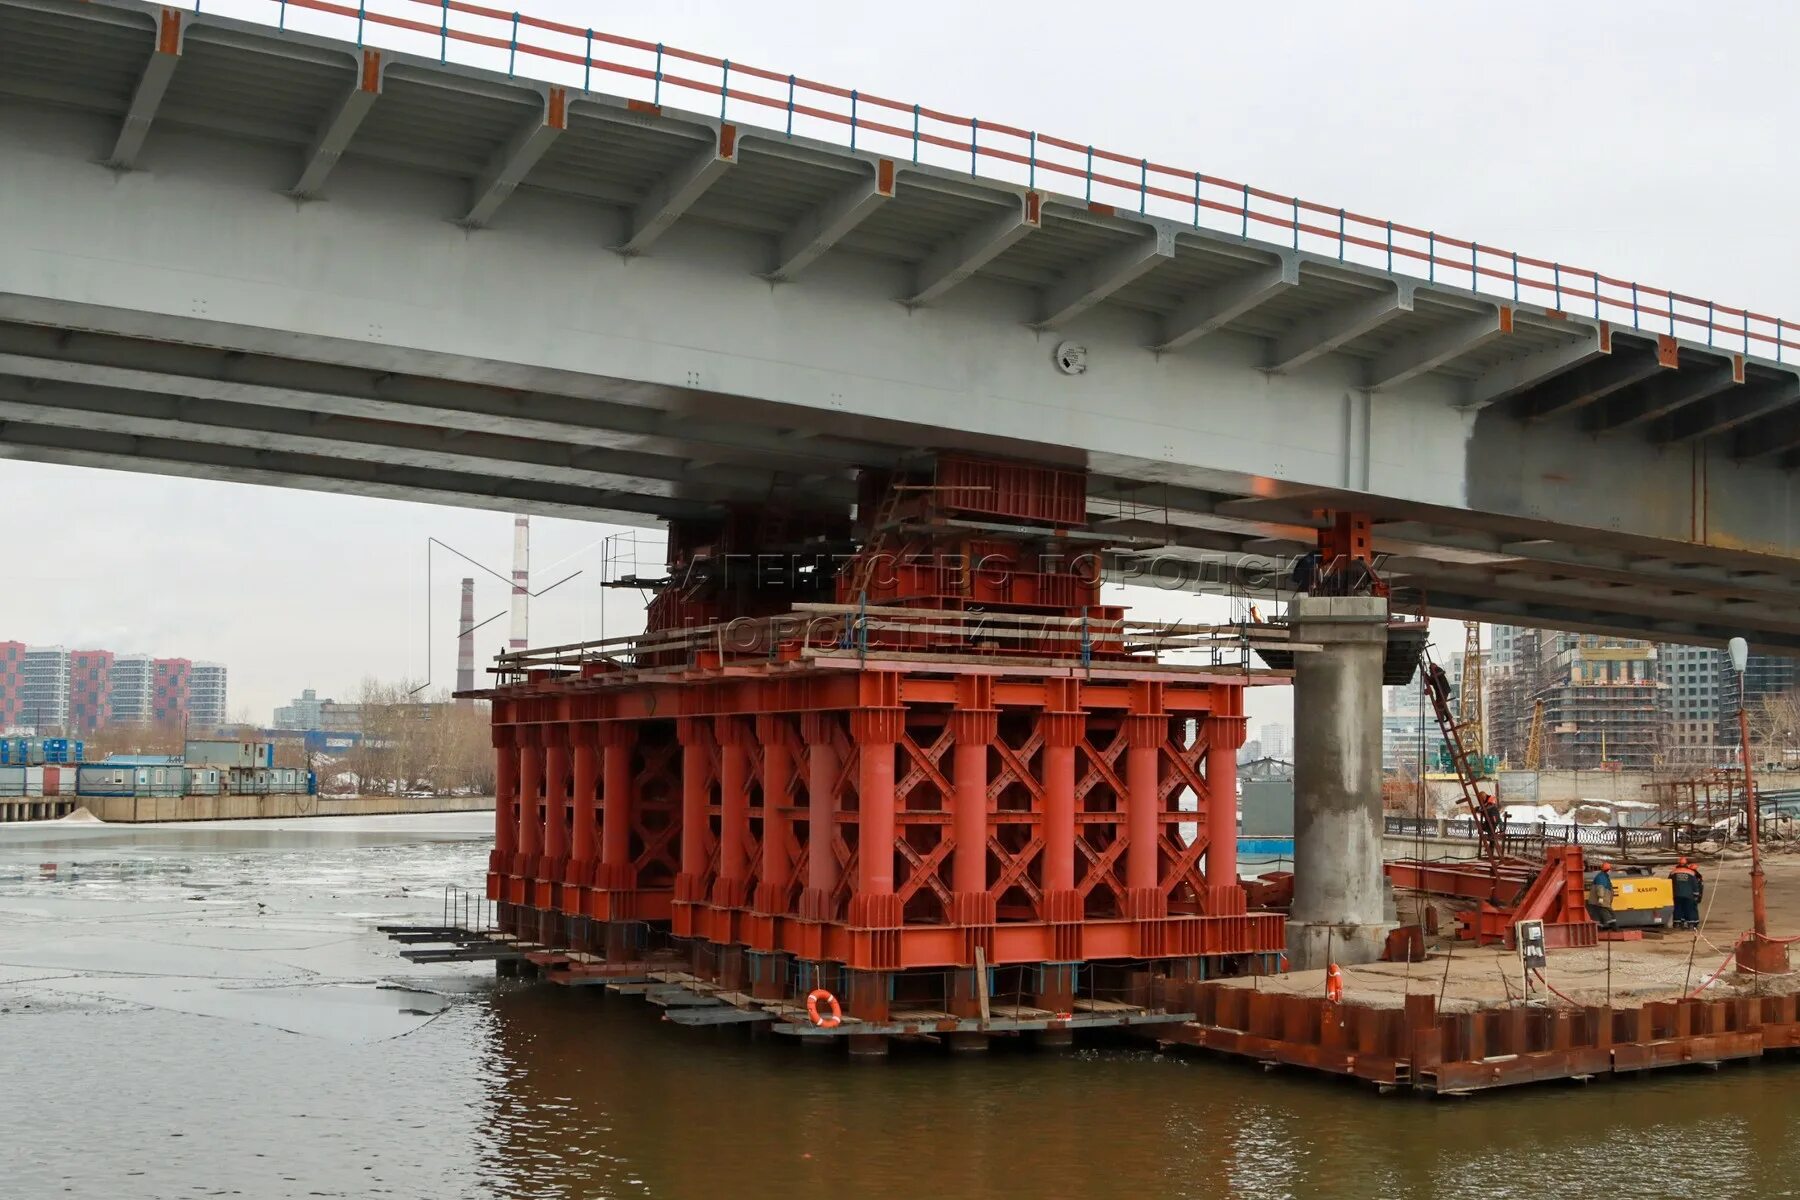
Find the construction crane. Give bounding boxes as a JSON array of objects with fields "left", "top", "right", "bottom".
[
  {"left": 1459, "top": 620, "right": 1484, "bottom": 760},
  {"left": 1423, "top": 647, "right": 1503, "bottom": 859},
  {"left": 1524, "top": 699, "right": 1546, "bottom": 770}
]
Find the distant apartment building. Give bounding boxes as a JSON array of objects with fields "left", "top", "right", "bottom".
[
  {"left": 272, "top": 688, "right": 360, "bottom": 734},
  {"left": 20, "top": 646, "right": 71, "bottom": 731},
  {"left": 2, "top": 639, "right": 227, "bottom": 733},
  {"left": 0, "top": 641, "right": 23, "bottom": 729},
  {"left": 68, "top": 649, "right": 116, "bottom": 733},
  {"left": 108, "top": 654, "right": 154, "bottom": 725},
  {"left": 1659, "top": 645, "right": 1724, "bottom": 761},
  {"left": 1484, "top": 628, "right": 1666, "bottom": 770},
  {"left": 189, "top": 663, "right": 229, "bottom": 731},
  {"left": 153, "top": 657, "right": 192, "bottom": 725}
]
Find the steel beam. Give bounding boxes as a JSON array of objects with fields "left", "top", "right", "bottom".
[
  {"left": 291, "top": 50, "right": 382, "bottom": 199},
  {"left": 1152, "top": 258, "right": 1298, "bottom": 352},
  {"left": 107, "top": 7, "right": 184, "bottom": 169},
  {"left": 1036, "top": 228, "right": 1175, "bottom": 328},
  {"left": 1366, "top": 306, "right": 1510, "bottom": 391},
  {"left": 1737, "top": 411, "right": 1800, "bottom": 462},
  {"left": 1662, "top": 378, "right": 1800, "bottom": 444},
  {"left": 906, "top": 192, "right": 1041, "bottom": 305},
  {"left": 616, "top": 125, "right": 738, "bottom": 255},
  {"left": 0, "top": 434, "right": 694, "bottom": 526},
  {"left": 0, "top": 337, "right": 892, "bottom": 471},
  {"left": 1460, "top": 330, "right": 1604, "bottom": 410},
  {"left": 766, "top": 160, "right": 894, "bottom": 282},
  {"left": 463, "top": 88, "right": 567, "bottom": 227},
  {"left": 1516, "top": 349, "right": 1664, "bottom": 421},
  {"left": 0, "top": 375, "right": 821, "bottom": 502},
  {"left": 1267, "top": 283, "right": 1411, "bottom": 373},
  {"left": 1582, "top": 362, "right": 1739, "bottom": 434}
]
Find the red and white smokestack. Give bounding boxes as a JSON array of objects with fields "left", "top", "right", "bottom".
[
  {"left": 456, "top": 576, "right": 476, "bottom": 698},
  {"left": 510, "top": 515, "right": 530, "bottom": 652}
]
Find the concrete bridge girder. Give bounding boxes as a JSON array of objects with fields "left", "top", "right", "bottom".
[{"left": 3, "top": 0, "right": 1800, "bottom": 646}]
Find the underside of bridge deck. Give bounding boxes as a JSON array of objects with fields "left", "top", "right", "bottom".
[{"left": 4, "top": 0, "right": 1800, "bottom": 649}]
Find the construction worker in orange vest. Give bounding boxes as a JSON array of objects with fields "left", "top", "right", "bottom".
[
  {"left": 1669, "top": 856, "right": 1704, "bottom": 930},
  {"left": 1589, "top": 861, "right": 1616, "bottom": 930}
]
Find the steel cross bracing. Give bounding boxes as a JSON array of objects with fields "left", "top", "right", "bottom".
[{"left": 4, "top": 0, "right": 1800, "bottom": 649}]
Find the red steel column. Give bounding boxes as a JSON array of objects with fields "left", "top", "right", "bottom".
[
  {"left": 799, "top": 713, "right": 838, "bottom": 921},
  {"left": 568, "top": 725, "right": 599, "bottom": 884},
  {"left": 1123, "top": 681, "right": 1167, "bottom": 920},
  {"left": 713, "top": 716, "right": 751, "bottom": 909},
  {"left": 493, "top": 737, "right": 517, "bottom": 861},
  {"left": 490, "top": 730, "right": 517, "bottom": 903},
  {"left": 675, "top": 718, "right": 711, "bottom": 905},
  {"left": 1205, "top": 687, "right": 1247, "bottom": 897},
  {"left": 948, "top": 676, "right": 997, "bottom": 927},
  {"left": 516, "top": 736, "right": 543, "bottom": 864},
  {"left": 599, "top": 723, "right": 636, "bottom": 890},
  {"left": 1040, "top": 680, "right": 1084, "bottom": 924},
  {"left": 542, "top": 735, "right": 570, "bottom": 866},
  {"left": 848, "top": 682, "right": 904, "bottom": 927},
  {"left": 755, "top": 715, "right": 793, "bottom": 913}
]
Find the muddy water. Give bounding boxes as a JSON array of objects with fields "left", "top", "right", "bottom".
[{"left": 4, "top": 815, "right": 1800, "bottom": 1200}]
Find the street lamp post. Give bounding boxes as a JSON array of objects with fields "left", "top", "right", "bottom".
[{"left": 1730, "top": 637, "right": 1788, "bottom": 976}]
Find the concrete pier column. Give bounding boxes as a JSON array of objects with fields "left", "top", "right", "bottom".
[{"left": 1288, "top": 594, "right": 1393, "bottom": 969}]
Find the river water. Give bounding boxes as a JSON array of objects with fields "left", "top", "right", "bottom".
[{"left": 3, "top": 814, "right": 1799, "bottom": 1200}]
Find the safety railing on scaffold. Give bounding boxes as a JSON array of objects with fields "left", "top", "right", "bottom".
[{"left": 173, "top": 0, "right": 1797, "bottom": 361}]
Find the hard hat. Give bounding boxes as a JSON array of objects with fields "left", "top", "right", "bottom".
[
  {"left": 1678, "top": 856, "right": 1689, "bottom": 866},
  {"left": 1601, "top": 861, "right": 1613, "bottom": 871}
]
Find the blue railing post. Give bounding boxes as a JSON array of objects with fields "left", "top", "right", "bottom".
[
  {"left": 1030, "top": 132, "right": 1038, "bottom": 189},
  {"left": 1139, "top": 158, "right": 1147, "bottom": 214},
  {"left": 1553, "top": 263, "right": 1561, "bottom": 310},
  {"left": 1631, "top": 283, "right": 1639, "bottom": 329},
  {"left": 849, "top": 90, "right": 858, "bottom": 152},
  {"left": 1593, "top": 271, "right": 1600, "bottom": 319},
  {"left": 1779, "top": 318, "right": 1785, "bottom": 364},
  {"left": 910, "top": 104, "right": 920, "bottom": 161},
  {"left": 970, "top": 118, "right": 978, "bottom": 176},
  {"left": 1084, "top": 145, "right": 1093, "bottom": 203},
  {"left": 654, "top": 45, "right": 664, "bottom": 107},
  {"left": 1512, "top": 251, "right": 1519, "bottom": 302},
  {"left": 1471, "top": 241, "right": 1478, "bottom": 293},
  {"left": 786, "top": 75, "right": 795, "bottom": 137},
  {"left": 357, "top": 0, "right": 366, "bottom": 45},
  {"left": 1290, "top": 197, "right": 1298, "bottom": 250},
  {"left": 1240, "top": 183, "right": 1248, "bottom": 238},
  {"left": 440, "top": 0, "right": 449, "bottom": 64},
  {"left": 1193, "top": 171, "right": 1201, "bottom": 227},
  {"left": 1428, "top": 232, "right": 1435, "bottom": 283},
  {"left": 1385, "top": 220, "right": 1392, "bottom": 272},
  {"left": 1707, "top": 301, "right": 1715, "bottom": 345},
  {"left": 508, "top": 12, "right": 519, "bottom": 77},
  {"left": 583, "top": 31, "right": 592, "bottom": 92},
  {"left": 1337, "top": 207, "right": 1345, "bottom": 260},
  {"left": 278, "top": 0, "right": 286, "bottom": 31},
  {"left": 719, "top": 59, "right": 729, "bottom": 120}
]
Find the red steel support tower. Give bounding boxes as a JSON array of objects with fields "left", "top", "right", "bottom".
[{"left": 466, "top": 454, "right": 1285, "bottom": 1038}]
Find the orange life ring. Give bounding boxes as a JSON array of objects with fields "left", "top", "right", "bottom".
[
  {"left": 806, "top": 987, "right": 842, "bottom": 1029},
  {"left": 1325, "top": 962, "right": 1343, "bottom": 1004}
]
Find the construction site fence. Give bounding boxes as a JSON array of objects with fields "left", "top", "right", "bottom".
[
  {"left": 1385, "top": 815, "right": 1678, "bottom": 852},
  {"left": 182, "top": 0, "right": 1796, "bottom": 360}
]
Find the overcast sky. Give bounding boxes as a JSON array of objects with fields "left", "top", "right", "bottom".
[{"left": 5, "top": 0, "right": 1796, "bottom": 732}]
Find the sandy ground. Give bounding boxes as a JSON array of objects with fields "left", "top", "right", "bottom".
[{"left": 1239, "top": 849, "right": 1800, "bottom": 1011}]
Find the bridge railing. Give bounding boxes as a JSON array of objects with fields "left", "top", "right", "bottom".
[{"left": 199, "top": 0, "right": 1795, "bottom": 361}]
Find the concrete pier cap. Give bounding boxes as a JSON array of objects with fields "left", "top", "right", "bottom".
[{"left": 1286, "top": 594, "right": 1395, "bottom": 970}]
